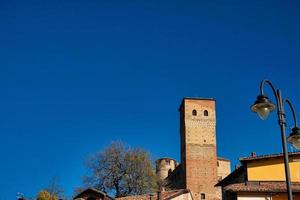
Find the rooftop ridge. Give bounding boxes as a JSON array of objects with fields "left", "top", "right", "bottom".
[{"left": 240, "top": 151, "right": 300, "bottom": 162}]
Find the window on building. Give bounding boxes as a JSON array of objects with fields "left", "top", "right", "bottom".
[
  {"left": 168, "top": 169, "right": 172, "bottom": 175},
  {"left": 204, "top": 110, "right": 208, "bottom": 116},
  {"left": 201, "top": 193, "right": 205, "bottom": 200},
  {"left": 217, "top": 161, "right": 219, "bottom": 167},
  {"left": 87, "top": 197, "right": 96, "bottom": 200},
  {"left": 192, "top": 109, "right": 197, "bottom": 116}
]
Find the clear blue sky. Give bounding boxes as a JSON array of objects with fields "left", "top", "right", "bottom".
[{"left": 1, "top": 0, "right": 300, "bottom": 199}]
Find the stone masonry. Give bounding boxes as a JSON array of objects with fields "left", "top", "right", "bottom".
[
  {"left": 156, "top": 97, "right": 231, "bottom": 200},
  {"left": 180, "top": 98, "right": 218, "bottom": 200}
]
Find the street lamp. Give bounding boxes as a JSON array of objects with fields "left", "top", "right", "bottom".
[{"left": 251, "top": 79, "right": 300, "bottom": 200}]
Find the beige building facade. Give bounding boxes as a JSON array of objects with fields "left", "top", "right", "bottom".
[{"left": 216, "top": 152, "right": 300, "bottom": 200}]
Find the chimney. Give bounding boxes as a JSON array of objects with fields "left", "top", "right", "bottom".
[
  {"left": 150, "top": 193, "right": 154, "bottom": 200},
  {"left": 251, "top": 152, "right": 256, "bottom": 157},
  {"left": 157, "top": 191, "right": 162, "bottom": 200}
]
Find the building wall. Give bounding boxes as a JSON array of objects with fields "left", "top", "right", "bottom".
[
  {"left": 171, "top": 192, "right": 193, "bottom": 200},
  {"left": 236, "top": 194, "right": 271, "bottom": 200},
  {"left": 216, "top": 159, "right": 231, "bottom": 199},
  {"left": 247, "top": 156, "right": 300, "bottom": 182},
  {"left": 235, "top": 193, "right": 300, "bottom": 200},
  {"left": 271, "top": 193, "right": 300, "bottom": 200},
  {"left": 217, "top": 159, "right": 231, "bottom": 181},
  {"left": 180, "top": 98, "right": 218, "bottom": 200},
  {"left": 165, "top": 164, "right": 185, "bottom": 190}
]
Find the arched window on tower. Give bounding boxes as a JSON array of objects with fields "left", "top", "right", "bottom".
[
  {"left": 192, "top": 109, "right": 197, "bottom": 116},
  {"left": 204, "top": 110, "right": 208, "bottom": 116}
]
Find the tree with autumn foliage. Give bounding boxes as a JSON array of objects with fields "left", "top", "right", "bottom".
[
  {"left": 84, "top": 141, "right": 158, "bottom": 197},
  {"left": 36, "top": 190, "right": 58, "bottom": 200}
]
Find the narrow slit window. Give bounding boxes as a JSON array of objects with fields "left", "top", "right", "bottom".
[
  {"left": 192, "top": 109, "right": 197, "bottom": 116},
  {"left": 201, "top": 193, "right": 205, "bottom": 200},
  {"left": 204, "top": 110, "right": 208, "bottom": 116}
]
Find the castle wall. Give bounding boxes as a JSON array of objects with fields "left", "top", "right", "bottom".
[
  {"left": 164, "top": 164, "right": 185, "bottom": 190},
  {"left": 217, "top": 159, "right": 231, "bottom": 181},
  {"left": 156, "top": 158, "right": 177, "bottom": 182},
  {"left": 217, "top": 159, "right": 231, "bottom": 199}
]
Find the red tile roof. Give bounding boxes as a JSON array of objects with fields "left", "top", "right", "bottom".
[
  {"left": 224, "top": 182, "right": 300, "bottom": 193},
  {"left": 116, "top": 189, "right": 190, "bottom": 200},
  {"left": 240, "top": 152, "right": 300, "bottom": 163},
  {"left": 73, "top": 188, "right": 114, "bottom": 200}
]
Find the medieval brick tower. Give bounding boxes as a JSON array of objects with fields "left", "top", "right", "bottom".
[{"left": 179, "top": 97, "right": 218, "bottom": 200}]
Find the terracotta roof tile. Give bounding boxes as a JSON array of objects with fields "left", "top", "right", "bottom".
[
  {"left": 116, "top": 189, "right": 190, "bottom": 200},
  {"left": 224, "top": 182, "right": 300, "bottom": 193},
  {"left": 73, "top": 188, "right": 114, "bottom": 200}
]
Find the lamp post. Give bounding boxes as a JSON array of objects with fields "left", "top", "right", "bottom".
[{"left": 251, "top": 79, "right": 300, "bottom": 200}]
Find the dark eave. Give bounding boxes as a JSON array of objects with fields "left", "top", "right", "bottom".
[{"left": 215, "top": 166, "right": 246, "bottom": 187}]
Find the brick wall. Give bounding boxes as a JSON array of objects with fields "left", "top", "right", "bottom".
[{"left": 179, "top": 98, "right": 219, "bottom": 200}]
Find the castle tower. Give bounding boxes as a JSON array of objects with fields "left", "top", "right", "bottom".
[
  {"left": 156, "top": 158, "right": 177, "bottom": 182},
  {"left": 179, "top": 98, "right": 218, "bottom": 200}
]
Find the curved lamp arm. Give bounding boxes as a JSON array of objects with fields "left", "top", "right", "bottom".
[
  {"left": 253, "top": 79, "right": 295, "bottom": 200},
  {"left": 284, "top": 98, "right": 298, "bottom": 128},
  {"left": 260, "top": 79, "right": 280, "bottom": 107}
]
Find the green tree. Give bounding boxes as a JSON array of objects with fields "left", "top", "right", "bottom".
[{"left": 84, "top": 141, "right": 157, "bottom": 197}]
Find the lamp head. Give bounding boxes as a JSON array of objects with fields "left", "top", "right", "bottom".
[
  {"left": 251, "top": 95, "right": 276, "bottom": 120},
  {"left": 288, "top": 127, "right": 300, "bottom": 149}
]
